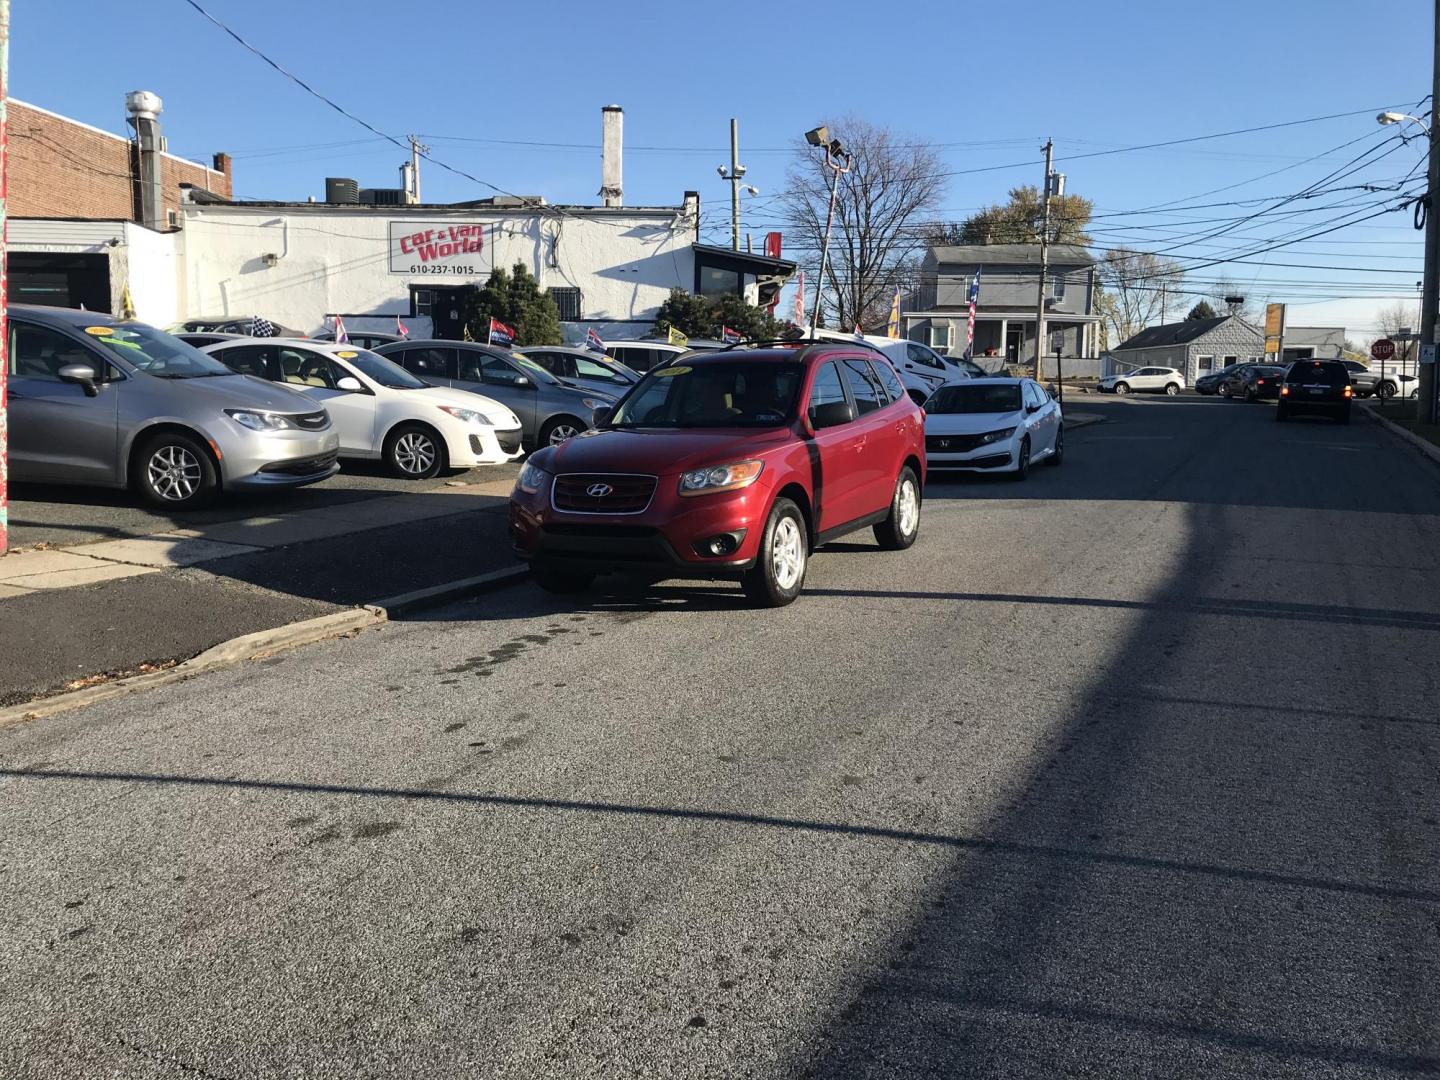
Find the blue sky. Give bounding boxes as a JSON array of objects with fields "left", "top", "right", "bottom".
[{"left": 14, "top": 0, "right": 1435, "bottom": 336}]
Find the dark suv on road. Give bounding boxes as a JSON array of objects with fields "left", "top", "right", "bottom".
[
  {"left": 508, "top": 342, "right": 927, "bottom": 606},
  {"left": 1276, "top": 359, "right": 1353, "bottom": 423}
]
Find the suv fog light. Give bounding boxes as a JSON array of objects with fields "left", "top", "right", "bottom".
[{"left": 694, "top": 530, "right": 746, "bottom": 558}]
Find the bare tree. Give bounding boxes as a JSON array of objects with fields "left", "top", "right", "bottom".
[
  {"left": 780, "top": 117, "right": 945, "bottom": 331},
  {"left": 1375, "top": 301, "right": 1422, "bottom": 367},
  {"left": 1096, "top": 247, "right": 1185, "bottom": 348}
]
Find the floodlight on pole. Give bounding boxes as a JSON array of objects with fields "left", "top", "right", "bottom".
[
  {"left": 807, "top": 131, "right": 851, "bottom": 336},
  {"left": 1378, "top": 110, "right": 1431, "bottom": 134}
]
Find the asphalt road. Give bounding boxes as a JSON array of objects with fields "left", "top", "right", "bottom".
[
  {"left": 6, "top": 460, "right": 511, "bottom": 550},
  {"left": 4, "top": 396, "right": 1440, "bottom": 1078}
]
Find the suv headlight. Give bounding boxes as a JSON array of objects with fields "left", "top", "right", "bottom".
[
  {"left": 980, "top": 427, "right": 1017, "bottom": 444},
  {"left": 516, "top": 462, "right": 550, "bottom": 494},
  {"left": 439, "top": 405, "right": 494, "bottom": 427},
  {"left": 678, "top": 459, "right": 764, "bottom": 496},
  {"left": 226, "top": 409, "right": 295, "bottom": 431}
]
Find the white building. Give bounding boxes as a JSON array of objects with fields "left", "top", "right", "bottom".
[{"left": 11, "top": 99, "right": 796, "bottom": 339}]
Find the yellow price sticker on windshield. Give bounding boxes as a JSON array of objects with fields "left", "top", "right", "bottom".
[
  {"left": 653, "top": 365, "right": 691, "bottom": 377},
  {"left": 84, "top": 326, "right": 115, "bottom": 336},
  {"left": 335, "top": 350, "right": 358, "bottom": 359}
]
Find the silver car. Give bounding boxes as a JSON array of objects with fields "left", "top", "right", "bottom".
[
  {"left": 376, "top": 339, "right": 616, "bottom": 449},
  {"left": 6, "top": 305, "right": 340, "bottom": 508}
]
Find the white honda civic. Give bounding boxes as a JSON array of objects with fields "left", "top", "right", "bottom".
[
  {"left": 203, "top": 339, "right": 525, "bottom": 478},
  {"left": 923, "top": 377, "right": 1063, "bottom": 480}
]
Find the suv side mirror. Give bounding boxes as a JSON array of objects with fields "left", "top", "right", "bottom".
[
  {"left": 591, "top": 404, "right": 613, "bottom": 428},
  {"left": 58, "top": 364, "right": 99, "bottom": 397},
  {"left": 335, "top": 376, "right": 364, "bottom": 392},
  {"left": 1027, "top": 403, "right": 1043, "bottom": 414},
  {"left": 810, "top": 400, "right": 856, "bottom": 429}
]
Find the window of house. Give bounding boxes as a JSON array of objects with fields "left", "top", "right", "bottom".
[
  {"left": 927, "top": 324, "right": 952, "bottom": 352},
  {"left": 698, "top": 266, "right": 742, "bottom": 297},
  {"left": 1223, "top": 355, "right": 1237, "bottom": 367},
  {"left": 547, "top": 287, "right": 582, "bottom": 321},
  {"left": 1052, "top": 274, "right": 1067, "bottom": 301},
  {"left": 1198, "top": 355, "right": 1214, "bottom": 372},
  {"left": 411, "top": 288, "right": 435, "bottom": 318}
]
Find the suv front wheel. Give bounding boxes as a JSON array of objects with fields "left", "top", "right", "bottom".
[
  {"left": 742, "top": 497, "right": 807, "bottom": 607},
  {"left": 873, "top": 466, "right": 921, "bottom": 550}
]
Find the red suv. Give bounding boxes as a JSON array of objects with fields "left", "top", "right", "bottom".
[{"left": 508, "top": 343, "right": 926, "bottom": 606}]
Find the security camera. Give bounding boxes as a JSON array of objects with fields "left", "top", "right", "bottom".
[
  {"left": 716, "top": 165, "right": 727, "bottom": 178},
  {"left": 805, "top": 126, "right": 829, "bottom": 147}
]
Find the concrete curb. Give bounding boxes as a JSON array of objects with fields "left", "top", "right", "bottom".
[
  {"left": 1362, "top": 404, "right": 1440, "bottom": 467},
  {"left": 0, "top": 607, "right": 385, "bottom": 730},
  {"left": 0, "top": 564, "right": 533, "bottom": 728},
  {"left": 374, "top": 565, "right": 530, "bottom": 617}
]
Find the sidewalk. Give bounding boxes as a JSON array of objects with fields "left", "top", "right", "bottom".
[{"left": 0, "top": 477, "right": 522, "bottom": 707}]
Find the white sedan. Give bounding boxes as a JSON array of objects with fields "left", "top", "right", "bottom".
[
  {"left": 1099, "top": 366, "right": 1185, "bottom": 395},
  {"left": 203, "top": 339, "right": 525, "bottom": 478},
  {"left": 924, "top": 377, "right": 1063, "bottom": 479}
]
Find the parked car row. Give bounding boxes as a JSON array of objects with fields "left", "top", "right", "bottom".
[{"left": 1194, "top": 358, "right": 1421, "bottom": 401}]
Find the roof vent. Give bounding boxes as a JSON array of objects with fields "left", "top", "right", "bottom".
[{"left": 324, "top": 177, "right": 359, "bottom": 204}]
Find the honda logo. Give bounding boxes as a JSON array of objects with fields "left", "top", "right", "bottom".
[{"left": 586, "top": 483, "right": 614, "bottom": 498}]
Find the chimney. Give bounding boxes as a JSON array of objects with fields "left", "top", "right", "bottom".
[
  {"left": 126, "top": 90, "right": 166, "bottom": 230},
  {"left": 600, "top": 105, "right": 623, "bottom": 208}
]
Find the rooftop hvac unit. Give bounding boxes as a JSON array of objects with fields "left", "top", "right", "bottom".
[
  {"left": 324, "top": 177, "right": 359, "bottom": 204},
  {"left": 360, "top": 188, "right": 408, "bottom": 206}
]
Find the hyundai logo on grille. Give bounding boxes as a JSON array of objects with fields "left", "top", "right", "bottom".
[{"left": 586, "top": 483, "right": 615, "bottom": 497}]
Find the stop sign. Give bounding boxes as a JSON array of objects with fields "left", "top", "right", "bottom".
[{"left": 1371, "top": 338, "right": 1396, "bottom": 362}]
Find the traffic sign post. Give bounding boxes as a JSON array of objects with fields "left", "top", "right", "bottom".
[{"left": 1371, "top": 339, "right": 1396, "bottom": 363}]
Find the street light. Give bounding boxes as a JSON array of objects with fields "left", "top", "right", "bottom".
[
  {"left": 1378, "top": 111, "right": 1431, "bottom": 133},
  {"left": 806, "top": 128, "right": 851, "bottom": 336}
]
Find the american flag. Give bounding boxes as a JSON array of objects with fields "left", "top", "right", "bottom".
[
  {"left": 965, "top": 268, "right": 982, "bottom": 359},
  {"left": 252, "top": 317, "right": 276, "bottom": 338},
  {"left": 585, "top": 327, "right": 606, "bottom": 353}
]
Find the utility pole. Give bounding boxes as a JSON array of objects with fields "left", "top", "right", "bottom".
[
  {"left": 407, "top": 135, "right": 429, "bottom": 203},
  {"left": 1160, "top": 281, "right": 1168, "bottom": 324},
  {"left": 1033, "top": 138, "right": 1054, "bottom": 380},
  {"left": 0, "top": 0, "right": 10, "bottom": 556},
  {"left": 1421, "top": 1, "right": 1440, "bottom": 424},
  {"left": 718, "top": 119, "right": 746, "bottom": 251}
]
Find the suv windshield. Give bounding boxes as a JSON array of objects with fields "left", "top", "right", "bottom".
[
  {"left": 610, "top": 361, "right": 803, "bottom": 428},
  {"left": 925, "top": 383, "right": 1023, "bottom": 414},
  {"left": 342, "top": 349, "right": 428, "bottom": 390},
  {"left": 1285, "top": 361, "right": 1348, "bottom": 386},
  {"left": 91, "top": 323, "right": 236, "bottom": 379}
]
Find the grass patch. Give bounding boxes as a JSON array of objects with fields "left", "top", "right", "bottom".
[{"left": 1375, "top": 398, "right": 1440, "bottom": 450}]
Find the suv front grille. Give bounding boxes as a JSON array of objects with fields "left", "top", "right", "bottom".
[{"left": 552, "top": 473, "right": 657, "bottom": 514}]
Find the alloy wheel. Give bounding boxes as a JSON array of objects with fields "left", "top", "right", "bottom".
[
  {"left": 770, "top": 516, "right": 805, "bottom": 591},
  {"left": 548, "top": 423, "right": 580, "bottom": 446},
  {"left": 394, "top": 431, "right": 437, "bottom": 475},
  {"left": 147, "top": 444, "right": 203, "bottom": 502},
  {"left": 897, "top": 477, "right": 920, "bottom": 538}
]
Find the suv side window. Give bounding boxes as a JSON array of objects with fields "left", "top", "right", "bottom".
[
  {"left": 808, "top": 362, "right": 849, "bottom": 423},
  {"left": 840, "top": 358, "right": 883, "bottom": 415},
  {"left": 873, "top": 358, "right": 905, "bottom": 403},
  {"left": 907, "top": 342, "right": 944, "bottom": 371},
  {"left": 9, "top": 323, "right": 101, "bottom": 381}
]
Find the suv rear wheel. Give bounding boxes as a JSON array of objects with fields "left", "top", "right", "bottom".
[
  {"left": 532, "top": 561, "right": 595, "bottom": 594},
  {"left": 873, "top": 466, "right": 921, "bottom": 550},
  {"left": 1165, "top": 382, "right": 1180, "bottom": 395},
  {"left": 742, "top": 497, "right": 807, "bottom": 607}
]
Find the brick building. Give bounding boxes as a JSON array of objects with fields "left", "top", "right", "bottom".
[{"left": 8, "top": 95, "right": 231, "bottom": 317}]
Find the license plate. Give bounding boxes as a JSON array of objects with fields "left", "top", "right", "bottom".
[{"left": 1309, "top": 388, "right": 1324, "bottom": 395}]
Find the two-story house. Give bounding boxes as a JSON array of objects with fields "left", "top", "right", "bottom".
[{"left": 905, "top": 243, "right": 1101, "bottom": 372}]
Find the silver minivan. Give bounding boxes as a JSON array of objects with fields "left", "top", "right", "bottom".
[{"left": 6, "top": 305, "right": 340, "bottom": 507}]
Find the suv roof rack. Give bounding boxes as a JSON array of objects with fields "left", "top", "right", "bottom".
[{"left": 711, "top": 336, "right": 890, "bottom": 359}]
